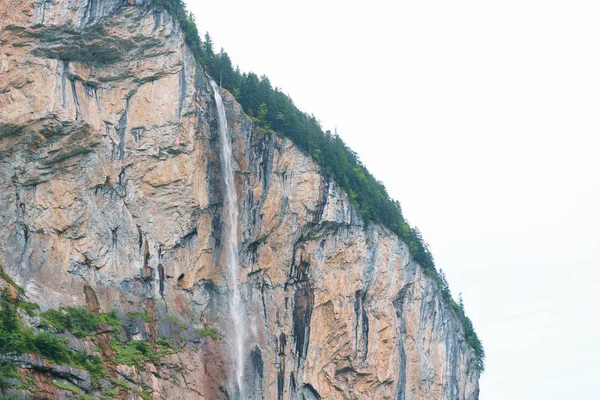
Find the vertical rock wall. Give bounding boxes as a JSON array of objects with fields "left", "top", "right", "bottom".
[{"left": 0, "top": 0, "right": 480, "bottom": 398}]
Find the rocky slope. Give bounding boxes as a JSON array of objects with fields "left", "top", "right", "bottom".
[{"left": 0, "top": 0, "right": 481, "bottom": 398}]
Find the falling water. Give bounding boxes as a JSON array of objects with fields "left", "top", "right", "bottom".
[{"left": 211, "top": 81, "right": 245, "bottom": 397}]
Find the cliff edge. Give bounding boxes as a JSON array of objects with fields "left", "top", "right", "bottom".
[{"left": 0, "top": 1, "right": 480, "bottom": 398}]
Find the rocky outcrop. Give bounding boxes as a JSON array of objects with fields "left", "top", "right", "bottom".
[{"left": 0, "top": 0, "right": 480, "bottom": 398}]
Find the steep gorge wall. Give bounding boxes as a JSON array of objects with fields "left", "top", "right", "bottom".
[{"left": 0, "top": 1, "right": 480, "bottom": 398}]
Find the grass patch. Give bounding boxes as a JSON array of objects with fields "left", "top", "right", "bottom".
[
  {"left": 40, "top": 306, "right": 122, "bottom": 338},
  {"left": 155, "top": 338, "right": 174, "bottom": 349},
  {"left": 194, "top": 327, "right": 219, "bottom": 340},
  {"left": 53, "top": 379, "right": 80, "bottom": 393},
  {"left": 110, "top": 339, "right": 152, "bottom": 366},
  {"left": 10, "top": 383, "right": 39, "bottom": 394},
  {"left": 24, "top": 376, "right": 36, "bottom": 388},
  {"left": 98, "top": 308, "right": 122, "bottom": 328},
  {"left": 40, "top": 307, "right": 99, "bottom": 338},
  {"left": 110, "top": 338, "right": 178, "bottom": 366}
]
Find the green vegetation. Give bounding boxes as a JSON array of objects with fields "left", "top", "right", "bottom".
[
  {"left": 2, "top": 378, "right": 39, "bottom": 396},
  {"left": 193, "top": 327, "right": 219, "bottom": 340},
  {"left": 0, "top": 289, "right": 108, "bottom": 383},
  {"left": 0, "top": 267, "right": 183, "bottom": 396},
  {"left": 41, "top": 307, "right": 99, "bottom": 338},
  {"left": 16, "top": 301, "right": 40, "bottom": 317},
  {"left": 24, "top": 376, "right": 36, "bottom": 389},
  {"left": 155, "top": 338, "right": 174, "bottom": 349},
  {"left": 110, "top": 378, "right": 152, "bottom": 400},
  {"left": 52, "top": 379, "right": 95, "bottom": 399},
  {"left": 0, "top": 265, "right": 24, "bottom": 295},
  {"left": 52, "top": 379, "right": 80, "bottom": 393},
  {"left": 438, "top": 272, "right": 485, "bottom": 371},
  {"left": 98, "top": 308, "right": 122, "bottom": 328},
  {"left": 31, "top": 332, "right": 72, "bottom": 364},
  {"left": 0, "top": 394, "right": 23, "bottom": 400},
  {"left": 103, "top": 388, "right": 119, "bottom": 397},
  {"left": 165, "top": 314, "right": 190, "bottom": 330},
  {"left": 18, "top": 380, "right": 39, "bottom": 394},
  {"left": 110, "top": 339, "right": 152, "bottom": 366},
  {"left": 110, "top": 338, "right": 177, "bottom": 366},
  {"left": 149, "top": 0, "right": 484, "bottom": 371},
  {"left": 41, "top": 306, "right": 121, "bottom": 338},
  {"left": 0, "top": 288, "right": 36, "bottom": 356},
  {"left": 126, "top": 310, "right": 151, "bottom": 323},
  {"left": 0, "top": 360, "right": 21, "bottom": 390},
  {"left": 75, "top": 354, "right": 107, "bottom": 383}
]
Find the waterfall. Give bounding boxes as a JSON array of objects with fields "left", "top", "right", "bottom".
[{"left": 211, "top": 81, "right": 245, "bottom": 397}]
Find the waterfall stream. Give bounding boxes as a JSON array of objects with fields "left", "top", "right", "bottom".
[{"left": 211, "top": 81, "right": 245, "bottom": 397}]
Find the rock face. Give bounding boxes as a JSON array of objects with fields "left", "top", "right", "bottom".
[{"left": 0, "top": 1, "right": 480, "bottom": 399}]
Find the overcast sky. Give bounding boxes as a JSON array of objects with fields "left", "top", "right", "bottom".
[{"left": 189, "top": 1, "right": 600, "bottom": 398}]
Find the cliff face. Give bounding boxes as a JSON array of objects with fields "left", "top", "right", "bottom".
[{"left": 0, "top": 1, "right": 480, "bottom": 399}]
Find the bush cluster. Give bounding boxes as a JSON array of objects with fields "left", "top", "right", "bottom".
[
  {"left": 40, "top": 307, "right": 99, "bottom": 338},
  {"left": 109, "top": 338, "right": 177, "bottom": 366},
  {"left": 0, "top": 290, "right": 108, "bottom": 384}
]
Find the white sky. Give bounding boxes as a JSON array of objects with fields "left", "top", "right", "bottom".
[{"left": 188, "top": 1, "right": 600, "bottom": 398}]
